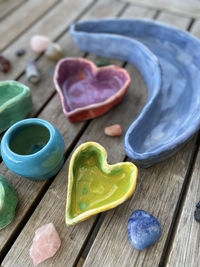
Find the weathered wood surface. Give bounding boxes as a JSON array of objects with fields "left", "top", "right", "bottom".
[
  {"left": 0, "top": 0, "right": 200, "bottom": 266},
  {"left": 119, "top": 0, "right": 200, "bottom": 18},
  {"left": 166, "top": 145, "right": 200, "bottom": 267},
  {"left": 82, "top": 10, "right": 197, "bottom": 267},
  {"left": 0, "top": 0, "right": 125, "bottom": 263},
  {"left": 165, "top": 21, "right": 200, "bottom": 267},
  {"left": 0, "top": 0, "right": 93, "bottom": 80},
  {"left": 1, "top": 3, "right": 158, "bottom": 267},
  {"left": 0, "top": 0, "right": 60, "bottom": 51},
  {"left": 0, "top": 0, "right": 26, "bottom": 21}
]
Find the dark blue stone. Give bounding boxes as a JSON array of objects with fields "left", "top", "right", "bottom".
[
  {"left": 16, "top": 48, "right": 26, "bottom": 57},
  {"left": 128, "top": 210, "right": 162, "bottom": 250},
  {"left": 196, "top": 201, "right": 200, "bottom": 209},
  {"left": 194, "top": 209, "right": 200, "bottom": 222}
]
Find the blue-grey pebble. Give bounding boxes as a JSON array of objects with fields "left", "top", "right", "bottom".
[{"left": 16, "top": 48, "right": 26, "bottom": 57}]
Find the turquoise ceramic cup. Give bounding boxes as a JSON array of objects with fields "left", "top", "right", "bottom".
[{"left": 1, "top": 118, "right": 65, "bottom": 181}]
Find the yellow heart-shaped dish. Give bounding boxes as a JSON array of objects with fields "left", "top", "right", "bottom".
[{"left": 66, "top": 142, "right": 138, "bottom": 226}]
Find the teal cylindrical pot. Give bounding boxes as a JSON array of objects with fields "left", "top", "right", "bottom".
[{"left": 1, "top": 118, "right": 65, "bottom": 181}]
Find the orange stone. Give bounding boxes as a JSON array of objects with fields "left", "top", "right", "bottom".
[{"left": 104, "top": 124, "right": 122, "bottom": 136}]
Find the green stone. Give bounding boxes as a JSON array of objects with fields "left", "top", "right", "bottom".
[
  {"left": 95, "top": 58, "right": 111, "bottom": 67},
  {"left": 0, "top": 81, "right": 32, "bottom": 133},
  {"left": 0, "top": 174, "right": 18, "bottom": 230}
]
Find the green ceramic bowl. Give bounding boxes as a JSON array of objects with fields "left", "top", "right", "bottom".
[{"left": 0, "top": 81, "right": 32, "bottom": 134}]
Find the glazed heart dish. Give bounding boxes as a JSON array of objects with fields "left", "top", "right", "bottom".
[
  {"left": 66, "top": 142, "right": 138, "bottom": 226},
  {"left": 54, "top": 58, "right": 131, "bottom": 122}
]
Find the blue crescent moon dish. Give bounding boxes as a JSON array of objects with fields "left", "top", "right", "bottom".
[{"left": 70, "top": 19, "right": 200, "bottom": 167}]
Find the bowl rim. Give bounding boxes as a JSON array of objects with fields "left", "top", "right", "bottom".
[
  {"left": 1, "top": 118, "right": 56, "bottom": 159},
  {"left": 53, "top": 57, "right": 131, "bottom": 117},
  {"left": 0, "top": 80, "right": 31, "bottom": 112}
]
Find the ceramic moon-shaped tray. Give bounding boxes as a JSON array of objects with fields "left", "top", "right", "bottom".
[{"left": 70, "top": 19, "right": 200, "bottom": 167}]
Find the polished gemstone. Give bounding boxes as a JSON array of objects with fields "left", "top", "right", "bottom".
[{"left": 128, "top": 210, "right": 162, "bottom": 250}]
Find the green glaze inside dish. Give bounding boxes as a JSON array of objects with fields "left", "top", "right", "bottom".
[
  {"left": 0, "top": 84, "right": 23, "bottom": 107},
  {"left": 0, "top": 174, "right": 18, "bottom": 230},
  {"left": 9, "top": 124, "right": 50, "bottom": 155},
  {"left": 70, "top": 145, "right": 134, "bottom": 218}
]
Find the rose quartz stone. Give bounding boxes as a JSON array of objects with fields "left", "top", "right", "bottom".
[
  {"left": 29, "top": 223, "right": 61, "bottom": 266},
  {"left": 104, "top": 124, "right": 122, "bottom": 136},
  {"left": 30, "top": 35, "right": 51, "bottom": 53}
]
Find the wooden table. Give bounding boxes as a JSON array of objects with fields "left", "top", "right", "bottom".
[{"left": 0, "top": 0, "right": 200, "bottom": 266}]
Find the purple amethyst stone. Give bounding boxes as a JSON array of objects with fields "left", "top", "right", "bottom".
[{"left": 128, "top": 210, "right": 162, "bottom": 250}]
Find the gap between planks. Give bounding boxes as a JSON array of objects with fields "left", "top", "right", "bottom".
[
  {"left": 160, "top": 132, "right": 200, "bottom": 266},
  {"left": 0, "top": 0, "right": 27, "bottom": 22},
  {"left": 0, "top": 0, "right": 62, "bottom": 51}
]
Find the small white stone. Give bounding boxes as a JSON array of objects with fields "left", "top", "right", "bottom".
[{"left": 30, "top": 35, "right": 51, "bottom": 53}]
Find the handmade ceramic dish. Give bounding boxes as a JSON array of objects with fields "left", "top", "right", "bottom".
[
  {"left": 65, "top": 142, "right": 138, "bottom": 226},
  {"left": 1, "top": 119, "right": 65, "bottom": 181},
  {"left": 54, "top": 57, "right": 131, "bottom": 122},
  {"left": 0, "top": 81, "right": 32, "bottom": 134},
  {"left": 70, "top": 19, "right": 200, "bottom": 167},
  {"left": 0, "top": 174, "right": 18, "bottom": 230}
]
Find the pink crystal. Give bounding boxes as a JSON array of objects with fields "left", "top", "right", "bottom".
[
  {"left": 29, "top": 223, "right": 61, "bottom": 266},
  {"left": 30, "top": 35, "right": 51, "bottom": 53}
]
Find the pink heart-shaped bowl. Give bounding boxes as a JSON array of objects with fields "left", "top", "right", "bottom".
[{"left": 53, "top": 58, "right": 131, "bottom": 122}]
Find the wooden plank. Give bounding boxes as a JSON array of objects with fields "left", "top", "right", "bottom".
[
  {"left": 0, "top": 0, "right": 60, "bottom": 51},
  {"left": 1, "top": 3, "right": 156, "bottom": 267},
  {"left": 157, "top": 11, "right": 191, "bottom": 29},
  {"left": 166, "top": 145, "right": 200, "bottom": 266},
  {"left": 0, "top": 0, "right": 26, "bottom": 21},
  {"left": 0, "top": 0, "right": 92, "bottom": 81},
  {"left": 0, "top": 0, "right": 125, "bottom": 262},
  {"left": 117, "top": 4, "right": 155, "bottom": 18},
  {"left": 81, "top": 11, "right": 197, "bottom": 267},
  {"left": 165, "top": 21, "right": 200, "bottom": 266},
  {"left": 119, "top": 0, "right": 200, "bottom": 18}
]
